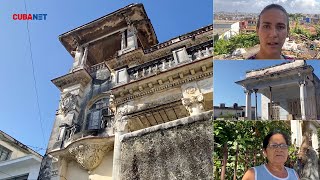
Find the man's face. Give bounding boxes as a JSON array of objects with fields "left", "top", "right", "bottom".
[{"left": 257, "top": 8, "right": 288, "bottom": 57}]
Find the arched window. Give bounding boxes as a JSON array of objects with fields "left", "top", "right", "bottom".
[{"left": 86, "top": 97, "right": 114, "bottom": 130}]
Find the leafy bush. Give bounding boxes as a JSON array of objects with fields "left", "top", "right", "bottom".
[{"left": 214, "top": 33, "right": 259, "bottom": 55}]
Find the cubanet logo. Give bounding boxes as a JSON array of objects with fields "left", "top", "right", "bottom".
[{"left": 12, "top": 14, "right": 47, "bottom": 20}]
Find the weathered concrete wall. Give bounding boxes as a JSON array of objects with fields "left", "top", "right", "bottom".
[{"left": 120, "top": 111, "right": 213, "bottom": 180}]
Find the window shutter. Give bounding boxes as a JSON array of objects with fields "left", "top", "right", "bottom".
[{"left": 88, "top": 110, "right": 101, "bottom": 130}]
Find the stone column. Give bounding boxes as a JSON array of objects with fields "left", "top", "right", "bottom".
[
  {"left": 112, "top": 115, "right": 128, "bottom": 180},
  {"left": 245, "top": 90, "right": 252, "bottom": 120},
  {"left": 269, "top": 87, "right": 273, "bottom": 120},
  {"left": 299, "top": 80, "right": 307, "bottom": 120}
]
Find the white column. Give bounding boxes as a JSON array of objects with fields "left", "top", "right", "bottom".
[
  {"left": 299, "top": 81, "right": 307, "bottom": 120},
  {"left": 79, "top": 45, "right": 88, "bottom": 68},
  {"left": 72, "top": 46, "right": 84, "bottom": 69},
  {"left": 120, "top": 30, "right": 127, "bottom": 50},
  {"left": 112, "top": 116, "right": 128, "bottom": 180},
  {"left": 254, "top": 89, "right": 258, "bottom": 120},
  {"left": 310, "top": 123, "right": 319, "bottom": 155},
  {"left": 245, "top": 90, "right": 252, "bottom": 120},
  {"left": 290, "top": 120, "right": 303, "bottom": 147}
]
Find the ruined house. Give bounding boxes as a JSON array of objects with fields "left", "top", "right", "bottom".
[
  {"left": 236, "top": 60, "right": 320, "bottom": 120},
  {"left": 38, "top": 4, "right": 213, "bottom": 180},
  {"left": 235, "top": 60, "right": 320, "bottom": 153}
]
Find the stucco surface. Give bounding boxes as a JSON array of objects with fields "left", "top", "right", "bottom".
[{"left": 120, "top": 113, "right": 213, "bottom": 180}]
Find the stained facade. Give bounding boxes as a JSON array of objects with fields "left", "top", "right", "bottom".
[
  {"left": 236, "top": 60, "right": 320, "bottom": 120},
  {"left": 38, "top": 3, "right": 213, "bottom": 180}
]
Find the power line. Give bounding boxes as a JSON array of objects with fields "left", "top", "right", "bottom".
[{"left": 23, "top": 0, "right": 46, "bottom": 148}]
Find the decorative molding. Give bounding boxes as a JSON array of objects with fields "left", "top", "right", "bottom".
[
  {"left": 96, "top": 68, "right": 111, "bottom": 80},
  {"left": 181, "top": 94, "right": 204, "bottom": 114},
  {"left": 109, "top": 94, "right": 116, "bottom": 113},
  {"left": 185, "top": 86, "right": 197, "bottom": 94},
  {"left": 60, "top": 92, "right": 78, "bottom": 115},
  {"left": 115, "top": 94, "right": 183, "bottom": 116},
  {"left": 114, "top": 71, "right": 212, "bottom": 105},
  {"left": 68, "top": 143, "right": 111, "bottom": 171}
]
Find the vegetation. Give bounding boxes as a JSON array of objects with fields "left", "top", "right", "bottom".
[
  {"left": 213, "top": 120, "right": 297, "bottom": 179},
  {"left": 214, "top": 33, "right": 259, "bottom": 55},
  {"left": 290, "top": 24, "right": 311, "bottom": 39},
  {"left": 217, "top": 113, "right": 237, "bottom": 120}
]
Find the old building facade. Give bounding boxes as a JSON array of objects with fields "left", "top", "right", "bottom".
[{"left": 38, "top": 3, "right": 213, "bottom": 180}]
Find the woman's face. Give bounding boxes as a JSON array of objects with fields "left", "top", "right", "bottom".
[
  {"left": 264, "top": 133, "right": 289, "bottom": 165},
  {"left": 257, "top": 8, "right": 288, "bottom": 58}
]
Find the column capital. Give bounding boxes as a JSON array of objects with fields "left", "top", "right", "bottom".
[
  {"left": 244, "top": 89, "right": 252, "bottom": 94},
  {"left": 299, "top": 80, "right": 307, "bottom": 86},
  {"left": 114, "top": 115, "right": 129, "bottom": 132},
  {"left": 181, "top": 94, "right": 204, "bottom": 116}
]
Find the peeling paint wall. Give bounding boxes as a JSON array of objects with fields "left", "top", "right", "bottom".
[{"left": 120, "top": 113, "right": 213, "bottom": 180}]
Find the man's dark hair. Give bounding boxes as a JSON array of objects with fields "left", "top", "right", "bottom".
[
  {"left": 257, "top": 4, "right": 289, "bottom": 31},
  {"left": 263, "top": 130, "right": 290, "bottom": 149}
]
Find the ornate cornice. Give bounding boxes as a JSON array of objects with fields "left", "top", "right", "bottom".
[
  {"left": 112, "top": 62, "right": 212, "bottom": 105},
  {"left": 52, "top": 69, "right": 92, "bottom": 91}
]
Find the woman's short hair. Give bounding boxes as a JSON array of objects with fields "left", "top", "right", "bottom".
[
  {"left": 263, "top": 131, "right": 290, "bottom": 149},
  {"left": 257, "top": 4, "right": 289, "bottom": 31}
]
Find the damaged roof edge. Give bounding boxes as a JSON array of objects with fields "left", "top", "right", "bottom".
[
  {"left": 245, "top": 60, "right": 306, "bottom": 74},
  {"left": 236, "top": 65, "right": 314, "bottom": 84},
  {"left": 58, "top": 3, "right": 141, "bottom": 40},
  {"left": 0, "top": 130, "right": 43, "bottom": 159}
]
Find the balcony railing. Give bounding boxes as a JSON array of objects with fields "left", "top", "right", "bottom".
[
  {"left": 127, "top": 40, "right": 213, "bottom": 82},
  {"left": 89, "top": 62, "right": 108, "bottom": 73},
  {"left": 143, "top": 25, "right": 213, "bottom": 54}
]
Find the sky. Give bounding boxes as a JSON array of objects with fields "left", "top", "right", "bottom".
[
  {"left": 0, "top": 0, "right": 212, "bottom": 155},
  {"left": 214, "top": 0, "right": 320, "bottom": 13},
  {"left": 214, "top": 60, "right": 320, "bottom": 116}
]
